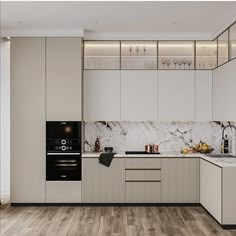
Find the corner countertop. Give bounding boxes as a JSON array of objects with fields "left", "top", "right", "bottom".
[{"left": 82, "top": 152, "right": 236, "bottom": 168}]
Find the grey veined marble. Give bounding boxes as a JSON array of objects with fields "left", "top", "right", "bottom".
[{"left": 85, "top": 121, "right": 236, "bottom": 153}]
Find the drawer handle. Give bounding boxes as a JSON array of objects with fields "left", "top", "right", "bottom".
[
  {"left": 126, "top": 168, "right": 161, "bottom": 170},
  {"left": 125, "top": 180, "right": 161, "bottom": 183}
]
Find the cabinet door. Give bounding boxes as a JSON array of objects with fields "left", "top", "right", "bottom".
[
  {"left": 10, "top": 37, "right": 46, "bottom": 203},
  {"left": 82, "top": 158, "right": 125, "bottom": 203},
  {"left": 121, "top": 70, "right": 157, "bottom": 121},
  {"left": 46, "top": 37, "right": 82, "bottom": 121},
  {"left": 158, "top": 71, "right": 195, "bottom": 121},
  {"left": 200, "top": 159, "right": 222, "bottom": 223},
  {"left": 213, "top": 59, "right": 236, "bottom": 120},
  {"left": 46, "top": 181, "right": 81, "bottom": 203},
  {"left": 161, "top": 158, "right": 198, "bottom": 203},
  {"left": 196, "top": 71, "right": 213, "bottom": 121},
  {"left": 84, "top": 70, "right": 121, "bottom": 121}
]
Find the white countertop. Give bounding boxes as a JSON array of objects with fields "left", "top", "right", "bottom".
[{"left": 82, "top": 152, "right": 236, "bottom": 168}]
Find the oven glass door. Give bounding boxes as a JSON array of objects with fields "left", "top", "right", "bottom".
[
  {"left": 46, "top": 121, "right": 81, "bottom": 139},
  {"left": 46, "top": 153, "right": 81, "bottom": 181}
]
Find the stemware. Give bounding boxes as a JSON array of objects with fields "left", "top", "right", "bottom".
[
  {"left": 136, "top": 47, "right": 139, "bottom": 56},
  {"left": 173, "top": 58, "right": 178, "bottom": 69},
  {"left": 182, "top": 59, "right": 187, "bottom": 69},
  {"left": 187, "top": 59, "right": 192, "bottom": 69},
  {"left": 166, "top": 59, "right": 171, "bottom": 69},
  {"left": 178, "top": 59, "right": 183, "bottom": 69},
  {"left": 129, "top": 47, "right": 132, "bottom": 56},
  {"left": 143, "top": 46, "right": 146, "bottom": 55},
  {"left": 161, "top": 58, "right": 166, "bottom": 69}
]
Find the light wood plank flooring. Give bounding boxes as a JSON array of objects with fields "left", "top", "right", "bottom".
[{"left": 1, "top": 203, "right": 236, "bottom": 236}]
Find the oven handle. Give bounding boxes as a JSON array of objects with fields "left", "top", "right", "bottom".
[
  {"left": 56, "top": 164, "right": 78, "bottom": 167},
  {"left": 47, "top": 152, "right": 80, "bottom": 155}
]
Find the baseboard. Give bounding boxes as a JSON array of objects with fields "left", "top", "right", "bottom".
[{"left": 11, "top": 202, "right": 200, "bottom": 207}]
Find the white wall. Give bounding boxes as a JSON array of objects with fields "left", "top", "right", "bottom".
[{"left": 0, "top": 39, "right": 10, "bottom": 196}]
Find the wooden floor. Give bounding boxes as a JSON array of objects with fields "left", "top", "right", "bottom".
[{"left": 1, "top": 202, "right": 236, "bottom": 236}]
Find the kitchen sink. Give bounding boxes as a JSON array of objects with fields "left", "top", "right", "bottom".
[{"left": 207, "top": 154, "right": 235, "bottom": 158}]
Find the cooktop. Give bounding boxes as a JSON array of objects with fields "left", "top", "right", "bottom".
[{"left": 125, "top": 151, "right": 160, "bottom": 155}]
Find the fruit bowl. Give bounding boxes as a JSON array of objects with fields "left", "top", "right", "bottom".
[
  {"left": 196, "top": 147, "right": 214, "bottom": 154},
  {"left": 193, "top": 142, "right": 214, "bottom": 154}
]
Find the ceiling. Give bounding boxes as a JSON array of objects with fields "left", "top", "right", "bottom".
[{"left": 1, "top": 1, "right": 236, "bottom": 39}]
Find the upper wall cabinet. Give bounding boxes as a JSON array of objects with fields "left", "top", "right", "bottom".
[
  {"left": 84, "top": 70, "right": 121, "bottom": 121},
  {"left": 121, "top": 70, "right": 157, "bottom": 121},
  {"left": 218, "top": 30, "right": 229, "bottom": 66},
  {"left": 213, "top": 59, "right": 236, "bottom": 121},
  {"left": 121, "top": 41, "right": 157, "bottom": 69},
  {"left": 46, "top": 37, "right": 82, "bottom": 121},
  {"left": 84, "top": 41, "right": 120, "bottom": 69},
  {"left": 158, "top": 71, "right": 195, "bottom": 121},
  {"left": 195, "top": 71, "right": 213, "bottom": 121},
  {"left": 158, "top": 41, "right": 194, "bottom": 70},
  {"left": 229, "top": 23, "right": 236, "bottom": 60},
  {"left": 196, "top": 41, "right": 217, "bottom": 69}
]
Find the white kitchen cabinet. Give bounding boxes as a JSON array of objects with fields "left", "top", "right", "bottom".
[
  {"left": 158, "top": 71, "right": 195, "bottom": 121},
  {"left": 213, "top": 59, "right": 236, "bottom": 121},
  {"left": 200, "top": 159, "right": 222, "bottom": 223},
  {"left": 195, "top": 71, "right": 213, "bottom": 121},
  {"left": 46, "top": 37, "right": 82, "bottom": 121},
  {"left": 82, "top": 158, "right": 125, "bottom": 203},
  {"left": 222, "top": 168, "right": 236, "bottom": 225},
  {"left": 10, "top": 37, "right": 46, "bottom": 203},
  {"left": 121, "top": 70, "right": 157, "bottom": 121},
  {"left": 84, "top": 70, "right": 121, "bottom": 121},
  {"left": 46, "top": 181, "right": 81, "bottom": 203},
  {"left": 161, "top": 158, "right": 198, "bottom": 203},
  {"left": 200, "top": 159, "right": 236, "bottom": 225}
]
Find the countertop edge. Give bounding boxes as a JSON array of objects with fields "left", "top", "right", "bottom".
[{"left": 82, "top": 153, "right": 236, "bottom": 167}]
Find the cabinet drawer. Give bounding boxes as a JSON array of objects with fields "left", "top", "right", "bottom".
[
  {"left": 126, "top": 170, "right": 161, "bottom": 181},
  {"left": 46, "top": 181, "right": 81, "bottom": 203},
  {"left": 126, "top": 158, "right": 161, "bottom": 169},
  {"left": 126, "top": 182, "right": 161, "bottom": 203}
]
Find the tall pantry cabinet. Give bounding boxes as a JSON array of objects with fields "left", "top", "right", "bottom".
[
  {"left": 11, "top": 38, "right": 46, "bottom": 203},
  {"left": 11, "top": 37, "right": 82, "bottom": 203}
]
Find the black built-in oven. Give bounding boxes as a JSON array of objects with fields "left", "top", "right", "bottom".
[{"left": 46, "top": 121, "right": 81, "bottom": 181}]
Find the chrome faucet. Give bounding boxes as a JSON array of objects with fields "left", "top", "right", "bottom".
[{"left": 222, "top": 124, "right": 236, "bottom": 155}]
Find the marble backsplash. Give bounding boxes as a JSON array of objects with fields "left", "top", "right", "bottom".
[{"left": 84, "top": 121, "right": 236, "bottom": 153}]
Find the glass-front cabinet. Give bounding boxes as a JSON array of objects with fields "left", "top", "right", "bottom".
[
  {"left": 84, "top": 41, "right": 120, "bottom": 69},
  {"left": 84, "top": 25, "right": 236, "bottom": 70},
  {"left": 121, "top": 41, "right": 157, "bottom": 69},
  {"left": 196, "top": 40, "right": 217, "bottom": 69},
  {"left": 229, "top": 23, "right": 236, "bottom": 60},
  {"left": 158, "top": 41, "right": 194, "bottom": 70},
  {"left": 217, "top": 30, "right": 229, "bottom": 66}
]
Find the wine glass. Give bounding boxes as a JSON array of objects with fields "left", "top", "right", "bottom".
[
  {"left": 178, "top": 59, "right": 183, "bottom": 69},
  {"left": 136, "top": 47, "right": 139, "bottom": 55},
  {"left": 143, "top": 46, "right": 146, "bottom": 55},
  {"left": 166, "top": 59, "right": 171, "bottom": 69},
  {"left": 198, "top": 62, "right": 201, "bottom": 69},
  {"left": 173, "top": 58, "right": 178, "bottom": 69},
  {"left": 161, "top": 58, "right": 166, "bottom": 69},
  {"left": 187, "top": 59, "right": 192, "bottom": 69},
  {"left": 182, "top": 59, "right": 187, "bottom": 69},
  {"left": 129, "top": 47, "right": 132, "bottom": 56}
]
